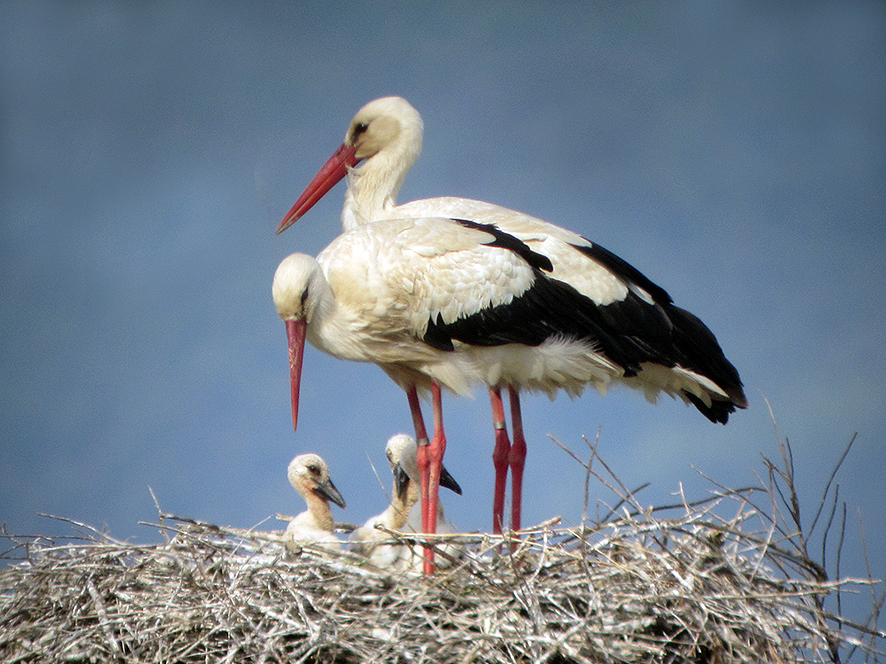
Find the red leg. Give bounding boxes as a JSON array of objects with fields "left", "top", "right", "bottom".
[
  {"left": 489, "top": 386, "right": 511, "bottom": 535},
  {"left": 422, "top": 382, "right": 446, "bottom": 574},
  {"left": 508, "top": 386, "right": 526, "bottom": 534},
  {"left": 406, "top": 385, "right": 430, "bottom": 446},
  {"left": 406, "top": 386, "right": 430, "bottom": 533}
]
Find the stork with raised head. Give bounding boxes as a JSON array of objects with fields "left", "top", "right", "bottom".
[
  {"left": 285, "top": 452, "right": 347, "bottom": 552},
  {"left": 275, "top": 96, "right": 748, "bottom": 553},
  {"left": 351, "top": 433, "right": 462, "bottom": 570}
]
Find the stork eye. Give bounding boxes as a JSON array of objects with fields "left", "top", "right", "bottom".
[
  {"left": 307, "top": 464, "right": 320, "bottom": 475},
  {"left": 352, "top": 122, "right": 368, "bottom": 139}
]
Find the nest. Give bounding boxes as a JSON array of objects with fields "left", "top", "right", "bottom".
[{"left": 1, "top": 436, "right": 883, "bottom": 663}]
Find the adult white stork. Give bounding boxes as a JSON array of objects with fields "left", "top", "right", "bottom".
[
  {"left": 274, "top": 96, "right": 748, "bottom": 548},
  {"left": 273, "top": 209, "right": 746, "bottom": 572}
]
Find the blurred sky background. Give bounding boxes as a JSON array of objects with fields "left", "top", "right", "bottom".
[{"left": 2, "top": 1, "right": 884, "bottom": 628}]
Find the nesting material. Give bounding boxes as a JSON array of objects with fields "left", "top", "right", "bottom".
[{"left": 1, "top": 442, "right": 883, "bottom": 663}]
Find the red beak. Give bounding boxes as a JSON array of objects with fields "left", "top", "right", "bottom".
[
  {"left": 276, "top": 143, "right": 360, "bottom": 235},
  {"left": 284, "top": 318, "right": 307, "bottom": 431}
]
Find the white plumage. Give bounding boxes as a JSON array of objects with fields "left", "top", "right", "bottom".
[
  {"left": 350, "top": 433, "right": 463, "bottom": 571},
  {"left": 350, "top": 434, "right": 419, "bottom": 568},
  {"left": 284, "top": 453, "right": 346, "bottom": 553},
  {"left": 397, "top": 435, "right": 464, "bottom": 570}
]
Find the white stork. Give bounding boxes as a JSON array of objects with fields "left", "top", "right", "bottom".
[
  {"left": 284, "top": 452, "right": 346, "bottom": 552},
  {"left": 274, "top": 96, "right": 747, "bottom": 571},
  {"left": 350, "top": 434, "right": 420, "bottom": 567},
  {"left": 351, "top": 433, "right": 462, "bottom": 570},
  {"left": 395, "top": 433, "right": 465, "bottom": 569}
]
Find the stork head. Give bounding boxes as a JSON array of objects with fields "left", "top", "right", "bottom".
[
  {"left": 276, "top": 96, "right": 423, "bottom": 234},
  {"left": 346, "top": 96, "right": 423, "bottom": 162},
  {"left": 385, "top": 433, "right": 463, "bottom": 499},
  {"left": 287, "top": 453, "right": 346, "bottom": 509},
  {"left": 385, "top": 433, "right": 417, "bottom": 500},
  {"left": 273, "top": 253, "right": 325, "bottom": 432}
]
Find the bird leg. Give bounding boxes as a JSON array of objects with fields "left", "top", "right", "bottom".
[
  {"left": 489, "top": 386, "right": 511, "bottom": 536},
  {"left": 406, "top": 385, "right": 430, "bottom": 447},
  {"left": 406, "top": 385, "right": 430, "bottom": 527},
  {"left": 409, "top": 383, "right": 445, "bottom": 574},
  {"left": 507, "top": 385, "right": 526, "bottom": 534},
  {"left": 423, "top": 382, "right": 446, "bottom": 574}
]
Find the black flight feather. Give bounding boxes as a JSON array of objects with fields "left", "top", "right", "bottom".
[{"left": 421, "top": 223, "right": 746, "bottom": 422}]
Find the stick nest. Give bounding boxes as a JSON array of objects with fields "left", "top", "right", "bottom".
[{"left": 1, "top": 438, "right": 883, "bottom": 663}]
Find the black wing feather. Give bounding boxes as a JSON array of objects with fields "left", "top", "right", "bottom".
[
  {"left": 453, "top": 218, "right": 553, "bottom": 272},
  {"left": 422, "top": 223, "right": 746, "bottom": 422}
]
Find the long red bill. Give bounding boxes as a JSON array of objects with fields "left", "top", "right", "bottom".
[
  {"left": 275, "top": 143, "right": 360, "bottom": 235},
  {"left": 285, "top": 318, "right": 307, "bottom": 431}
]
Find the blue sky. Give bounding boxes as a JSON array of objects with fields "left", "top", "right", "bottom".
[{"left": 2, "top": 1, "right": 884, "bottom": 627}]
